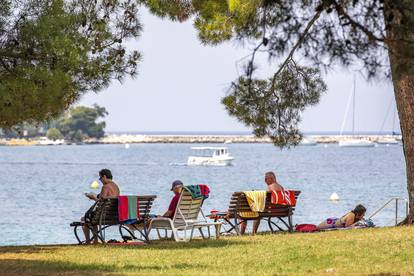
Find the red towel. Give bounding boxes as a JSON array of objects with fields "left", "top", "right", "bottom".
[
  {"left": 118, "top": 196, "right": 129, "bottom": 221},
  {"left": 270, "top": 190, "right": 296, "bottom": 206},
  {"left": 199, "top": 184, "right": 210, "bottom": 198},
  {"left": 295, "top": 224, "right": 318, "bottom": 232},
  {"left": 118, "top": 196, "right": 140, "bottom": 223}
]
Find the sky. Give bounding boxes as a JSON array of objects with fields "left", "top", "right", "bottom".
[{"left": 80, "top": 8, "right": 398, "bottom": 134}]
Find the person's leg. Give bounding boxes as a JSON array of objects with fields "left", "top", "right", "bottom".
[
  {"left": 82, "top": 224, "right": 91, "bottom": 244},
  {"left": 80, "top": 216, "right": 91, "bottom": 244},
  {"left": 240, "top": 220, "right": 247, "bottom": 235},
  {"left": 92, "top": 226, "right": 99, "bottom": 244},
  {"left": 253, "top": 219, "right": 261, "bottom": 235}
]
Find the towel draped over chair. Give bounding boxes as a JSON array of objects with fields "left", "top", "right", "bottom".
[{"left": 118, "top": 196, "right": 141, "bottom": 224}]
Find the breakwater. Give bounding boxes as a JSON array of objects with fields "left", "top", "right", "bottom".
[
  {"left": 89, "top": 134, "right": 401, "bottom": 144},
  {"left": 0, "top": 134, "right": 402, "bottom": 146}
]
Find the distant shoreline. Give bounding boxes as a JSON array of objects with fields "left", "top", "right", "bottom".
[
  {"left": 93, "top": 134, "right": 402, "bottom": 144},
  {"left": 0, "top": 134, "right": 402, "bottom": 146},
  {"left": 107, "top": 130, "right": 402, "bottom": 136}
]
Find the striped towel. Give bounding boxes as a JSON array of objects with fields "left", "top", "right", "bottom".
[
  {"left": 239, "top": 191, "right": 267, "bottom": 218},
  {"left": 184, "top": 184, "right": 210, "bottom": 199},
  {"left": 118, "top": 196, "right": 140, "bottom": 224},
  {"left": 270, "top": 190, "right": 296, "bottom": 206}
]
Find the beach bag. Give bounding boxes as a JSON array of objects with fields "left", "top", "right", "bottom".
[{"left": 295, "top": 224, "right": 318, "bottom": 232}]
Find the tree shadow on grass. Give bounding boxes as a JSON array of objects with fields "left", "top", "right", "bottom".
[
  {"left": 0, "top": 258, "right": 208, "bottom": 275},
  {"left": 120, "top": 238, "right": 248, "bottom": 251},
  {"left": 0, "top": 238, "right": 248, "bottom": 255},
  {"left": 0, "top": 245, "right": 62, "bottom": 254}
]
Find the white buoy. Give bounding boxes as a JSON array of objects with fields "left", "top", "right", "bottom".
[
  {"left": 90, "top": 181, "right": 100, "bottom": 189},
  {"left": 125, "top": 143, "right": 130, "bottom": 149},
  {"left": 324, "top": 144, "right": 328, "bottom": 148},
  {"left": 330, "top": 192, "right": 339, "bottom": 201}
]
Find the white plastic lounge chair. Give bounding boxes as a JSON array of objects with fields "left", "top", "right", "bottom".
[{"left": 149, "top": 188, "right": 221, "bottom": 242}]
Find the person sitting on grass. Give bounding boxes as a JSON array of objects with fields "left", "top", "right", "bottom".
[
  {"left": 317, "top": 204, "right": 367, "bottom": 230},
  {"left": 240, "top": 171, "right": 284, "bottom": 235},
  {"left": 161, "top": 180, "right": 184, "bottom": 218},
  {"left": 82, "top": 168, "right": 120, "bottom": 244}
]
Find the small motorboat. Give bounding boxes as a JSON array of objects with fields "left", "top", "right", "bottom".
[
  {"left": 187, "top": 147, "right": 234, "bottom": 166},
  {"left": 37, "top": 137, "right": 65, "bottom": 145}
]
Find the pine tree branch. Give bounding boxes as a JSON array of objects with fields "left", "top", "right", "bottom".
[
  {"left": 332, "top": 1, "right": 386, "bottom": 43},
  {"left": 270, "top": 7, "right": 323, "bottom": 92}
]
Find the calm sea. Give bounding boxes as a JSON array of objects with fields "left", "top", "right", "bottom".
[{"left": 0, "top": 143, "right": 407, "bottom": 246}]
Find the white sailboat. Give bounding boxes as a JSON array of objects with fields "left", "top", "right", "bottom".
[
  {"left": 376, "top": 137, "right": 399, "bottom": 145},
  {"left": 377, "top": 105, "right": 399, "bottom": 145},
  {"left": 339, "top": 139, "right": 375, "bottom": 147},
  {"left": 339, "top": 76, "right": 375, "bottom": 148}
]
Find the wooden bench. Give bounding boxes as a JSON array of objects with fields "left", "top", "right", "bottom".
[
  {"left": 70, "top": 195, "right": 156, "bottom": 244},
  {"left": 218, "top": 191, "right": 301, "bottom": 234}
]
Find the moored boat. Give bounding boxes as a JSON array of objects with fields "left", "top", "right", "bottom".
[
  {"left": 338, "top": 76, "right": 376, "bottom": 148},
  {"left": 299, "top": 137, "right": 317, "bottom": 146},
  {"left": 187, "top": 147, "right": 234, "bottom": 166},
  {"left": 339, "top": 139, "right": 375, "bottom": 147},
  {"left": 376, "top": 137, "right": 399, "bottom": 145}
]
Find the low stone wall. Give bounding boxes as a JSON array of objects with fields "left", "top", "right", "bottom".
[
  {"left": 85, "top": 134, "right": 402, "bottom": 144},
  {"left": 0, "top": 135, "right": 402, "bottom": 146}
]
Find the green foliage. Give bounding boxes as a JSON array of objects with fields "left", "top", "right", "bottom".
[
  {"left": 56, "top": 105, "right": 108, "bottom": 142},
  {"left": 0, "top": 104, "right": 107, "bottom": 141},
  {"left": 191, "top": 0, "right": 261, "bottom": 45},
  {"left": 0, "top": 0, "right": 142, "bottom": 128},
  {"left": 0, "top": 122, "right": 45, "bottom": 138},
  {"left": 143, "top": 0, "right": 194, "bottom": 22},
  {"left": 0, "top": 128, "right": 19, "bottom": 139},
  {"left": 192, "top": 1, "right": 232, "bottom": 44},
  {"left": 223, "top": 62, "right": 326, "bottom": 147},
  {"left": 46, "top": 128, "right": 63, "bottom": 141}
]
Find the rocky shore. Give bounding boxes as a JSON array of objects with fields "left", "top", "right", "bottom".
[{"left": 93, "top": 134, "right": 402, "bottom": 144}]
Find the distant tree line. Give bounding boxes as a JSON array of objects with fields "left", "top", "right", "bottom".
[
  {"left": 0, "top": 104, "right": 107, "bottom": 142},
  {"left": 0, "top": 0, "right": 140, "bottom": 128}
]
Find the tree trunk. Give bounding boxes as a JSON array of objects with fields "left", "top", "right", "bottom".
[{"left": 385, "top": 0, "right": 414, "bottom": 223}]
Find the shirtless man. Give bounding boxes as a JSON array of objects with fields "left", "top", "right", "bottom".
[
  {"left": 83, "top": 169, "right": 120, "bottom": 244},
  {"left": 264, "top": 171, "right": 284, "bottom": 193},
  {"left": 240, "top": 171, "right": 284, "bottom": 235}
]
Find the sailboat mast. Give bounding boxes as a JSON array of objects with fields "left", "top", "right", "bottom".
[
  {"left": 392, "top": 105, "right": 396, "bottom": 136},
  {"left": 352, "top": 75, "right": 356, "bottom": 136}
]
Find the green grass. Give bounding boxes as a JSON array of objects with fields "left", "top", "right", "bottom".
[{"left": 1, "top": 226, "right": 414, "bottom": 275}]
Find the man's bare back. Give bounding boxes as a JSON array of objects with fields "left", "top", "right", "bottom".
[
  {"left": 267, "top": 182, "right": 284, "bottom": 192},
  {"left": 100, "top": 181, "right": 120, "bottom": 199},
  {"left": 82, "top": 169, "right": 120, "bottom": 244}
]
